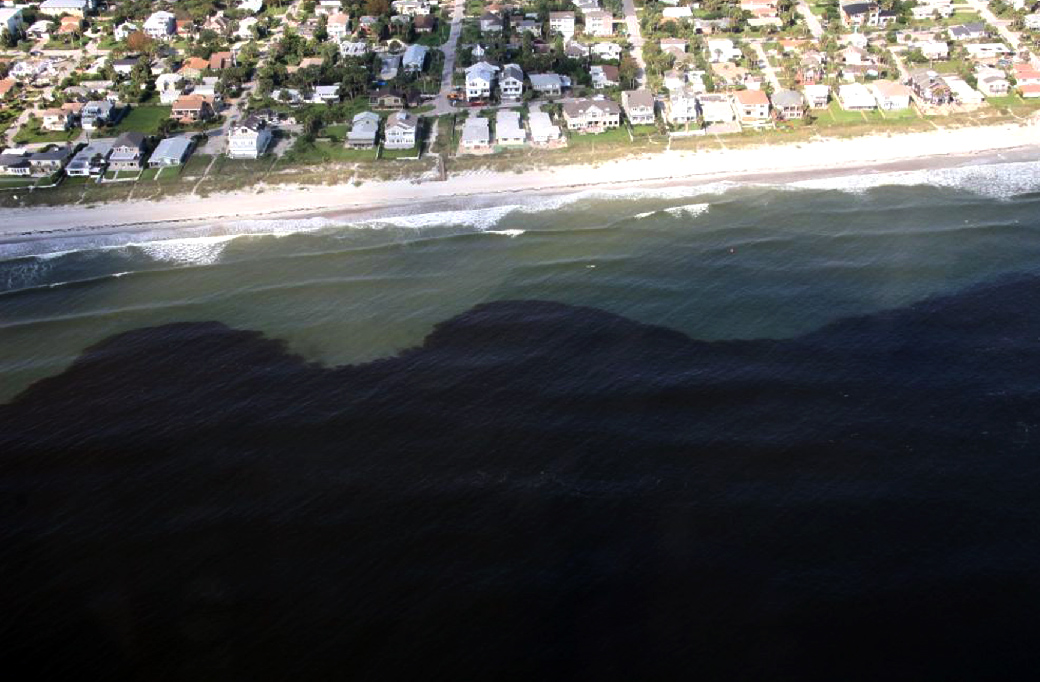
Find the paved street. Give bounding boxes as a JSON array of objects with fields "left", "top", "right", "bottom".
[
  {"left": 751, "top": 41, "right": 782, "bottom": 90},
  {"left": 796, "top": 1, "right": 824, "bottom": 39},
  {"left": 622, "top": 0, "right": 647, "bottom": 86}
]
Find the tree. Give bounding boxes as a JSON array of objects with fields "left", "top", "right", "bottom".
[
  {"left": 618, "top": 54, "right": 638, "bottom": 89},
  {"left": 126, "top": 31, "right": 154, "bottom": 54},
  {"left": 364, "top": 0, "right": 390, "bottom": 15}
]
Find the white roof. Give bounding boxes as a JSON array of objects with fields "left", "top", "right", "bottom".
[{"left": 461, "top": 116, "right": 490, "bottom": 144}]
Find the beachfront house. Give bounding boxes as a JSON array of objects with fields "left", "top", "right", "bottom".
[
  {"left": 66, "top": 138, "right": 114, "bottom": 177},
  {"left": 975, "top": 66, "right": 1010, "bottom": 97},
  {"left": 460, "top": 116, "right": 491, "bottom": 152},
  {"left": 107, "top": 132, "right": 149, "bottom": 172},
  {"left": 838, "top": 82, "right": 876, "bottom": 110},
  {"left": 908, "top": 69, "right": 953, "bottom": 106},
  {"left": 666, "top": 88, "right": 698, "bottom": 125},
  {"left": 698, "top": 93, "right": 736, "bottom": 123},
  {"left": 529, "top": 111, "right": 562, "bottom": 145},
  {"left": 148, "top": 137, "right": 194, "bottom": 167},
  {"left": 770, "top": 89, "right": 805, "bottom": 120},
  {"left": 384, "top": 111, "right": 418, "bottom": 149},
  {"left": 495, "top": 110, "right": 526, "bottom": 147},
  {"left": 347, "top": 111, "right": 380, "bottom": 149},
  {"left": 870, "top": 80, "right": 911, "bottom": 110},
  {"left": 562, "top": 97, "right": 622, "bottom": 133},
  {"left": 227, "top": 115, "right": 273, "bottom": 158},
  {"left": 622, "top": 90, "right": 656, "bottom": 125},
  {"left": 733, "top": 89, "right": 770, "bottom": 126}
]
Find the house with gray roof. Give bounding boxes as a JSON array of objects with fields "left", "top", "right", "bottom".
[
  {"left": 384, "top": 111, "right": 418, "bottom": 149},
  {"left": 403, "top": 44, "right": 428, "bottom": 73},
  {"left": 148, "top": 137, "right": 194, "bottom": 167},
  {"left": 770, "top": 89, "right": 805, "bottom": 119},
  {"left": 347, "top": 111, "right": 380, "bottom": 149},
  {"left": 108, "top": 132, "right": 149, "bottom": 171},
  {"left": 622, "top": 89, "right": 655, "bottom": 125}
]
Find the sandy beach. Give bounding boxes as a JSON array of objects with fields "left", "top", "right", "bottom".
[{"left": 3, "top": 117, "right": 1040, "bottom": 239}]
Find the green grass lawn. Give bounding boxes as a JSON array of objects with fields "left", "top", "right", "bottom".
[
  {"left": 110, "top": 105, "right": 172, "bottom": 135},
  {"left": 0, "top": 177, "right": 35, "bottom": 188},
  {"left": 181, "top": 153, "right": 213, "bottom": 177},
  {"left": 818, "top": 100, "right": 871, "bottom": 125},
  {"left": 566, "top": 125, "right": 632, "bottom": 148},
  {"left": 286, "top": 141, "right": 379, "bottom": 163},
  {"left": 13, "top": 122, "right": 78, "bottom": 145},
  {"left": 381, "top": 146, "right": 420, "bottom": 159},
  {"left": 878, "top": 106, "right": 920, "bottom": 120},
  {"left": 321, "top": 124, "right": 350, "bottom": 138},
  {"left": 138, "top": 167, "right": 160, "bottom": 181}
]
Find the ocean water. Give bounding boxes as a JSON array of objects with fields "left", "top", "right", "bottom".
[{"left": 3, "top": 158, "right": 1040, "bottom": 679}]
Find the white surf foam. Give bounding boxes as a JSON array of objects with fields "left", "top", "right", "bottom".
[
  {"left": 632, "top": 203, "right": 710, "bottom": 220},
  {"left": 487, "top": 229, "right": 525, "bottom": 237},
  {"left": 788, "top": 160, "right": 1040, "bottom": 198},
  {"left": 132, "top": 235, "right": 239, "bottom": 266},
  {"left": 356, "top": 204, "right": 523, "bottom": 230}
]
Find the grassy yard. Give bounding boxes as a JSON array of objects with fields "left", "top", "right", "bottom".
[
  {"left": 110, "top": 105, "right": 172, "bottom": 135},
  {"left": 13, "top": 121, "right": 78, "bottom": 145},
  {"left": 181, "top": 153, "right": 213, "bottom": 177},
  {"left": 566, "top": 125, "right": 632, "bottom": 149},
  {"left": 817, "top": 100, "right": 871, "bottom": 125},
  {"left": 0, "top": 177, "right": 36, "bottom": 188},
  {"left": 284, "top": 140, "right": 379, "bottom": 163},
  {"left": 380, "top": 146, "right": 420, "bottom": 159}
]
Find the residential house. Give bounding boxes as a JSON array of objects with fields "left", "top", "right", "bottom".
[
  {"left": 29, "top": 146, "right": 74, "bottom": 175},
  {"left": 479, "top": 12, "right": 503, "bottom": 32},
  {"left": 27, "top": 19, "right": 51, "bottom": 40},
  {"left": 529, "top": 73, "right": 565, "bottom": 96},
  {"left": 460, "top": 116, "right": 491, "bottom": 152},
  {"left": 1014, "top": 63, "right": 1040, "bottom": 98},
  {"left": 549, "top": 11, "right": 576, "bottom": 36},
  {"left": 592, "top": 42, "right": 623, "bottom": 61},
  {"left": 495, "top": 110, "right": 525, "bottom": 146},
  {"left": 38, "top": 0, "right": 94, "bottom": 18},
  {"left": 40, "top": 108, "right": 73, "bottom": 132},
  {"left": 975, "top": 66, "right": 1009, "bottom": 97},
  {"left": 965, "top": 43, "right": 1012, "bottom": 61},
  {"left": 66, "top": 138, "right": 115, "bottom": 177},
  {"left": 316, "top": 0, "right": 343, "bottom": 14},
  {"left": 622, "top": 89, "right": 655, "bottom": 125},
  {"left": 340, "top": 42, "right": 370, "bottom": 57},
  {"left": 733, "top": 89, "right": 770, "bottom": 126},
  {"left": 466, "top": 62, "right": 500, "bottom": 101},
  {"left": 590, "top": 64, "right": 619, "bottom": 88},
  {"left": 912, "top": 0, "right": 954, "bottom": 19},
  {"left": 148, "top": 136, "right": 194, "bottom": 167},
  {"left": 662, "top": 6, "right": 693, "bottom": 21},
  {"left": 384, "top": 111, "right": 418, "bottom": 149},
  {"left": 665, "top": 88, "right": 697, "bottom": 125},
  {"left": 172, "top": 94, "right": 215, "bottom": 123},
  {"left": 869, "top": 80, "right": 911, "bottom": 110},
  {"left": 1026, "top": 13, "right": 1040, "bottom": 30},
  {"left": 499, "top": 64, "right": 524, "bottom": 100},
  {"left": 347, "top": 111, "right": 380, "bottom": 149},
  {"left": 908, "top": 68, "right": 952, "bottom": 105},
  {"left": 328, "top": 13, "right": 350, "bottom": 39},
  {"left": 562, "top": 97, "right": 622, "bottom": 132},
  {"left": 112, "top": 58, "right": 142, "bottom": 76},
  {"left": 114, "top": 22, "right": 138, "bottom": 41},
  {"left": 697, "top": 94, "right": 736, "bottom": 123},
  {"left": 108, "top": 132, "right": 149, "bottom": 172},
  {"left": 239, "top": 0, "right": 264, "bottom": 13},
  {"left": 565, "top": 42, "right": 591, "bottom": 59},
  {"left": 838, "top": 82, "right": 876, "bottom": 110},
  {"left": 392, "top": 0, "right": 431, "bottom": 16},
  {"left": 414, "top": 15, "right": 436, "bottom": 33},
  {"left": 529, "top": 111, "right": 562, "bottom": 145},
  {"left": 841, "top": 2, "right": 895, "bottom": 26},
  {"left": 209, "top": 52, "right": 235, "bottom": 71},
  {"left": 403, "top": 44, "right": 428, "bottom": 73},
  {"left": 179, "top": 57, "right": 209, "bottom": 79},
  {"left": 0, "top": 79, "right": 16, "bottom": 100},
  {"left": 369, "top": 87, "right": 407, "bottom": 109},
  {"left": 143, "top": 11, "right": 176, "bottom": 39},
  {"left": 914, "top": 40, "right": 949, "bottom": 60},
  {"left": 227, "top": 116, "right": 273, "bottom": 158},
  {"left": 949, "top": 23, "right": 987, "bottom": 41},
  {"left": 770, "top": 89, "right": 805, "bottom": 119},
  {"left": 155, "top": 72, "right": 184, "bottom": 104},
  {"left": 516, "top": 19, "right": 540, "bottom": 35},
  {"left": 803, "top": 84, "right": 830, "bottom": 109},
  {"left": 0, "top": 153, "right": 31, "bottom": 176},
  {"left": 81, "top": 100, "right": 114, "bottom": 131},
  {"left": 584, "top": 10, "right": 613, "bottom": 37}
]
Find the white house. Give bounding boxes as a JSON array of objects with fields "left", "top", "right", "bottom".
[
  {"left": 803, "top": 83, "right": 830, "bottom": 109},
  {"left": 697, "top": 94, "right": 736, "bottom": 123},
  {"left": 239, "top": 0, "right": 264, "bottom": 13},
  {"left": 495, "top": 110, "right": 525, "bottom": 146},
  {"left": 838, "top": 82, "right": 875, "bottom": 110},
  {"left": 227, "top": 115, "right": 273, "bottom": 158},
  {"left": 499, "top": 63, "right": 523, "bottom": 100},
  {"left": 622, "top": 89, "right": 655, "bottom": 125},
  {"left": 584, "top": 11, "right": 613, "bottom": 37},
  {"left": 665, "top": 88, "right": 697, "bottom": 125},
  {"left": 529, "top": 111, "right": 562, "bottom": 145},
  {"left": 143, "top": 11, "right": 176, "bottom": 40},
  {"left": 549, "top": 11, "right": 575, "bottom": 36},
  {"left": 460, "top": 116, "right": 491, "bottom": 151},
  {"left": 384, "top": 110, "right": 418, "bottom": 149},
  {"left": 529, "top": 73, "right": 565, "bottom": 96},
  {"left": 869, "top": 80, "right": 911, "bottom": 110},
  {"left": 592, "top": 43, "right": 623, "bottom": 61},
  {"left": 114, "top": 22, "right": 138, "bottom": 40},
  {"left": 914, "top": 40, "right": 949, "bottom": 60},
  {"left": 465, "top": 61, "right": 499, "bottom": 101},
  {"left": 38, "top": 0, "right": 94, "bottom": 18},
  {"left": 347, "top": 111, "right": 380, "bottom": 148},
  {"left": 327, "top": 13, "right": 350, "bottom": 39}
]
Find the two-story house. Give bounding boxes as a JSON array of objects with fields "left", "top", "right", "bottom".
[
  {"left": 562, "top": 97, "right": 622, "bottom": 133},
  {"left": 384, "top": 111, "right": 418, "bottom": 149},
  {"left": 227, "top": 115, "right": 273, "bottom": 159},
  {"left": 621, "top": 89, "right": 655, "bottom": 125},
  {"left": 499, "top": 64, "right": 524, "bottom": 100}
]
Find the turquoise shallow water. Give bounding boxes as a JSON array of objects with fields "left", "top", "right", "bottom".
[{"left": 2, "top": 158, "right": 1040, "bottom": 403}]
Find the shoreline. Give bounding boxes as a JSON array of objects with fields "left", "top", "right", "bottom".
[{"left": 3, "top": 118, "right": 1040, "bottom": 242}]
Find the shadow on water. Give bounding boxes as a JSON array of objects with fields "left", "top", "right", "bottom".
[{"left": 3, "top": 274, "right": 1040, "bottom": 680}]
